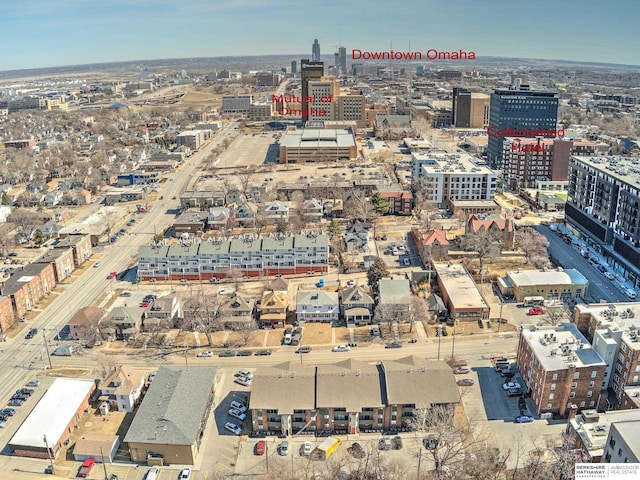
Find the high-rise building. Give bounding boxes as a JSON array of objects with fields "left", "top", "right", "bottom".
[
  {"left": 452, "top": 88, "right": 490, "bottom": 128},
  {"left": 312, "top": 39, "right": 321, "bottom": 62},
  {"left": 308, "top": 76, "right": 339, "bottom": 121},
  {"left": 300, "top": 60, "right": 324, "bottom": 122},
  {"left": 338, "top": 47, "right": 347, "bottom": 74},
  {"left": 337, "top": 91, "right": 366, "bottom": 127},
  {"left": 291, "top": 60, "right": 297, "bottom": 75},
  {"left": 486, "top": 86, "right": 559, "bottom": 169}
]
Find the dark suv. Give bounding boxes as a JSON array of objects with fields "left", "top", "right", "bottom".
[{"left": 25, "top": 328, "right": 38, "bottom": 339}]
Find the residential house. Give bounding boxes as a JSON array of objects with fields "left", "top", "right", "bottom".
[
  {"left": 296, "top": 290, "right": 340, "bottom": 324},
  {"left": 40, "top": 220, "right": 63, "bottom": 239},
  {"left": 226, "top": 189, "right": 246, "bottom": 205},
  {"left": 233, "top": 201, "right": 258, "bottom": 227},
  {"left": 180, "top": 190, "right": 225, "bottom": 209},
  {"left": 264, "top": 201, "right": 290, "bottom": 223},
  {"left": 99, "top": 365, "right": 146, "bottom": 413},
  {"left": 377, "top": 278, "right": 412, "bottom": 316},
  {"left": 218, "top": 293, "right": 256, "bottom": 329},
  {"left": 259, "top": 290, "right": 289, "bottom": 328},
  {"left": 344, "top": 221, "right": 370, "bottom": 252},
  {"left": 340, "top": 284, "right": 375, "bottom": 325},
  {"left": 67, "top": 307, "right": 107, "bottom": 341},
  {"left": 207, "top": 207, "right": 232, "bottom": 230},
  {"left": 143, "top": 295, "right": 182, "bottom": 331},
  {"left": 411, "top": 228, "right": 450, "bottom": 263},
  {"left": 302, "top": 199, "right": 323, "bottom": 222},
  {"left": 105, "top": 306, "right": 146, "bottom": 340},
  {"left": 43, "top": 190, "right": 63, "bottom": 207},
  {"left": 173, "top": 209, "right": 207, "bottom": 238}
]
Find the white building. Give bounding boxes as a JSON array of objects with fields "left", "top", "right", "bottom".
[
  {"left": 411, "top": 151, "right": 497, "bottom": 206},
  {"left": 296, "top": 290, "right": 339, "bottom": 323},
  {"left": 222, "top": 94, "right": 253, "bottom": 114}
]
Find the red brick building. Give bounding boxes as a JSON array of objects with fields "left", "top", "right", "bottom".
[
  {"left": 54, "top": 233, "right": 92, "bottom": 268},
  {"left": 517, "top": 323, "right": 607, "bottom": 416},
  {"left": 35, "top": 247, "right": 75, "bottom": 283},
  {"left": 0, "top": 263, "right": 56, "bottom": 318},
  {"left": 411, "top": 228, "right": 450, "bottom": 263},
  {"left": 377, "top": 188, "right": 413, "bottom": 215},
  {"left": 0, "top": 295, "right": 15, "bottom": 338}
]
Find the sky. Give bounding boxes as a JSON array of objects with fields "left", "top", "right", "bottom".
[{"left": 1, "top": 0, "right": 639, "bottom": 71}]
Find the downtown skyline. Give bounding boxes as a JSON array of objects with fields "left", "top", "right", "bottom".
[{"left": 1, "top": 0, "right": 639, "bottom": 71}]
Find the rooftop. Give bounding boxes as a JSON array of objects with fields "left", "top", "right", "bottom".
[
  {"left": 433, "top": 263, "right": 489, "bottom": 310},
  {"left": 521, "top": 323, "right": 606, "bottom": 371},
  {"left": 280, "top": 128, "right": 356, "bottom": 149},
  {"left": 412, "top": 151, "right": 495, "bottom": 176},
  {"left": 507, "top": 268, "right": 588, "bottom": 287},
  {"left": 572, "top": 155, "right": 640, "bottom": 190},
  {"left": 378, "top": 278, "right": 411, "bottom": 305}
]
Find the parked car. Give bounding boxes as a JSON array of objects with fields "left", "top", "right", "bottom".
[
  {"left": 348, "top": 442, "right": 366, "bottom": 459},
  {"left": 236, "top": 369, "right": 253, "bottom": 379},
  {"left": 278, "top": 441, "right": 289, "bottom": 456},
  {"left": 385, "top": 341, "right": 403, "bottom": 349},
  {"left": 235, "top": 376, "right": 252, "bottom": 387},
  {"left": 237, "top": 350, "right": 253, "bottom": 356},
  {"left": 77, "top": 457, "right": 95, "bottom": 477},
  {"left": 370, "top": 327, "right": 380, "bottom": 336},
  {"left": 230, "top": 401, "right": 247, "bottom": 413},
  {"left": 515, "top": 415, "right": 535, "bottom": 423},
  {"left": 528, "top": 306, "right": 545, "bottom": 315},
  {"left": 301, "top": 441, "right": 313, "bottom": 456},
  {"left": 457, "top": 379, "right": 475, "bottom": 386},
  {"left": 17, "top": 388, "right": 34, "bottom": 396},
  {"left": 295, "top": 346, "right": 312, "bottom": 354},
  {"left": 219, "top": 350, "right": 237, "bottom": 357},
  {"left": 228, "top": 408, "right": 247, "bottom": 421},
  {"left": 1, "top": 408, "right": 16, "bottom": 416},
  {"left": 179, "top": 467, "right": 192, "bottom": 479},
  {"left": 7, "top": 399, "right": 23, "bottom": 407},
  {"left": 604, "top": 272, "right": 615, "bottom": 280},
  {"left": 119, "top": 291, "right": 131, "bottom": 297},
  {"left": 332, "top": 345, "right": 350, "bottom": 352},
  {"left": 453, "top": 367, "right": 471, "bottom": 374},
  {"left": 255, "top": 440, "right": 266, "bottom": 456},
  {"left": 503, "top": 382, "right": 521, "bottom": 391},
  {"left": 392, "top": 435, "right": 403, "bottom": 450},
  {"left": 196, "top": 351, "right": 213, "bottom": 358},
  {"left": 224, "top": 422, "right": 242, "bottom": 435},
  {"left": 254, "top": 349, "right": 272, "bottom": 356}
]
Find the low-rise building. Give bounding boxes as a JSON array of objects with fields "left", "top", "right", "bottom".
[
  {"left": 601, "top": 420, "right": 640, "bottom": 463},
  {"left": 433, "top": 263, "right": 489, "bottom": 321},
  {"left": 98, "top": 365, "right": 146, "bottom": 412},
  {"left": 54, "top": 233, "right": 93, "bottom": 267},
  {"left": 516, "top": 323, "right": 607, "bottom": 416},
  {"left": 105, "top": 306, "right": 146, "bottom": 340},
  {"left": 67, "top": 306, "right": 107, "bottom": 341},
  {"left": 279, "top": 127, "right": 357, "bottom": 163},
  {"left": 411, "top": 229, "right": 449, "bottom": 263},
  {"left": 258, "top": 290, "right": 289, "bottom": 328},
  {"left": 498, "top": 268, "right": 589, "bottom": 302},
  {"left": 180, "top": 190, "right": 225, "bottom": 209},
  {"left": 378, "top": 278, "right": 412, "bottom": 316},
  {"left": 124, "top": 366, "right": 216, "bottom": 465},
  {"left": 35, "top": 247, "right": 75, "bottom": 283},
  {"left": 218, "top": 293, "right": 256, "bottom": 329},
  {"left": 0, "top": 295, "right": 16, "bottom": 338},
  {"left": 0, "top": 263, "right": 56, "bottom": 318},
  {"left": 296, "top": 290, "right": 339, "bottom": 323},
  {"left": 340, "top": 284, "right": 375, "bottom": 325},
  {"left": 173, "top": 209, "right": 207, "bottom": 237},
  {"left": 466, "top": 214, "right": 515, "bottom": 251},
  {"left": 249, "top": 356, "right": 458, "bottom": 436},
  {"left": 144, "top": 295, "right": 182, "bottom": 331},
  {"left": 377, "top": 187, "right": 413, "bottom": 215}
]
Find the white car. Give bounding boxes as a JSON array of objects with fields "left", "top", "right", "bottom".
[
  {"left": 225, "top": 422, "right": 242, "bottom": 435},
  {"left": 179, "top": 467, "right": 192, "bottom": 479},
  {"left": 228, "top": 408, "right": 247, "bottom": 421},
  {"left": 302, "top": 441, "right": 313, "bottom": 456},
  {"left": 603, "top": 272, "right": 615, "bottom": 280},
  {"left": 332, "top": 345, "right": 350, "bottom": 352},
  {"left": 503, "top": 382, "right": 521, "bottom": 391},
  {"left": 235, "top": 376, "right": 252, "bottom": 387},
  {"left": 236, "top": 369, "right": 253, "bottom": 379},
  {"left": 230, "top": 401, "right": 247, "bottom": 413},
  {"left": 196, "top": 351, "right": 213, "bottom": 358}
]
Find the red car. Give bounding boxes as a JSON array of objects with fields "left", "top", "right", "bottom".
[
  {"left": 529, "top": 306, "right": 545, "bottom": 315},
  {"left": 107, "top": 271, "right": 117, "bottom": 279},
  {"left": 77, "top": 457, "right": 95, "bottom": 477},
  {"left": 140, "top": 301, "right": 150, "bottom": 307},
  {"left": 255, "top": 440, "right": 266, "bottom": 455}
]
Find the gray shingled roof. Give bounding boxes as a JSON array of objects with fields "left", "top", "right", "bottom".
[{"left": 124, "top": 366, "right": 216, "bottom": 446}]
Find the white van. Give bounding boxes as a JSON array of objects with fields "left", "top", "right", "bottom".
[{"left": 623, "top": 288, "right": 637, "bottom": 300}]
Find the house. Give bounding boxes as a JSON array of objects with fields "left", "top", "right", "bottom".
[
  {"left": 225, "top": 189, "right": 246, "bottom": 205},
  {"left": 270, "top": 276, "right": 290, "bottom": 293},
  {"left": 207, "top": 207, "right": 232, "bottom": 230},
  {"left": 302, "top": 198, "right": 323, "bottom": 222},
  {"left": 124, "top": 366, "right": 216, "bottom": 465},
  {"left": 143, "top": 295, "right": 182, "bottom": 331},
  {"left": 98, "top": 365, "right": 146, "bottom": 412},
  {"left": 378, "top": 278, "right": 412, "bottom": 314},
  {"left": 218, "top": 292, "right": 256, "bottom": 329},
  {"left": 411, "top": 228, "right": 450, "bottom": 263},
  {"left": 105, "top": 306, "right": 146, "bottom": 340},
  {"left": 40, "top": 220, "right": 63, "bottom": 239},
  {"left": 344, "top": 220, "right": 370, "bottom": 251},
  {"left": 43, "top": 190, "right": 63, "bottom": 207},
  {"left": 296, "top": 290, "right": 340, "bottom": 324},
  {"left": 67, "top": 307, "right": 107, "bottom": 341},
  {"left": 340, "top": 284, "right": 375, "bottom": 325},
  {"left": 264, "top": 201, "right": 290, "bottom": 222},
  {"left": 466, "top": 214, "right": 515, "bottom": 251},
  {"left": 173, "top": 209, "right": 207, "bottom": 237},
  {"left": 259, "top": 290, "right": 289, "bottom": 328},
  {"left": 233, "top": 201, "right": 258, "bottom": 227},
  {"left": 426, "top": 294, "right": 448, "bottom": 321}
]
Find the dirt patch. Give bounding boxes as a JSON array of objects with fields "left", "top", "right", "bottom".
[
  {"left": 265, "top": 329, "right": 285, "bottom": 347},
  {"left": 335, "top": 327, "right": 351, "bottom": 343},
  {"left": 46, "top": 367, "right": 92, "bottom": 378},
  {"left": 303, "top": 323, "right": 333, "bottom": 345}
]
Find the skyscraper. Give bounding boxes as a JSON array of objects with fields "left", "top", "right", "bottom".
[
  {"left": 486, "top": 86, "right": 559, "bottom": 169},
  {"left": 312, "top": 39, "right": 321, "bottom": 62},
  {"left": 338, "top": 47, "right": 347, "bottom": 75},
  {"left": 300, "top": 60, "right": 324, "bottom": 122},
  {"left": 291, "top": 60, "right": 297, "bottom": 75}
]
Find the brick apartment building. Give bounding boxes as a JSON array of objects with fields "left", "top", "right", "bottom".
[
  {"left": 517, "top": 323, "right": 607, "bottom": 416},
  {"left": 411, "top": 228, "right": 450, "bottom": 263},
  {"left": 54, "top": 233, "right": 93, "bottom": 268},
  {"left": 377, "top": 187, "right": 413, "bottom": 215},
  {"left": 0, "top": 295, "right": 15, "bottom": 337},
  {"left": 0, "top": 263, "right": 56, "bottom": 318},
  {"left": 35, "top": 247, "right": 75, "bottom": 283},
  {"left": 432, "top": 262, "right": 490, "bottom": 321},
  {"left": 573, "top": 302, "right": 640, "bottom": 409}
]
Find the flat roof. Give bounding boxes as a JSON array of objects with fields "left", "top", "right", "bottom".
[
  {"left": 572, "top": 155, "right": 640, "bottom": 191},
  {"left": 521, "top": 323, "right": 606, "bottom": 371},
  {"left": 507, "top": 268, "right": 588, "bottom": 287},
  {"left": 281, "top": 128, "right": 356, "bottom": 149},
  {"left": 9, "top": 378, "right": 94, "bottom": 449},
  {"left": 433, "top": 263, "right": 488, "bottom": 310}
]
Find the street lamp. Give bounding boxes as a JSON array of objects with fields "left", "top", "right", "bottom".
[{"left": 43, "top": 434, "right": 55, "bottom": 475}]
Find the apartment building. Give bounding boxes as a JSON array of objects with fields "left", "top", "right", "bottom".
[
  {"left": 35, "top": 247, "right": 75, "bottom": 283},
  {"left": 565, "top": 156, "right": 640, "bottom": 290},
  {"left": 486, "top": 86, "right": 559, "bottom": 169},
  {"left": 137, "top": 233, "right": 328, "bottom": 280},
  {"left": 0, "top": 295, "right": 15, "bottom": 338},
  {"left": 221, "top": 94, "right": 253, "bottom": 114},
  {"left": 0, "top": 263, "right": 56, "bottom": 318},
  {"left": 601, "top": 421, "right": 640, "bottom": 463},
  {"left": 53, "top": 234, "right": 92, "bottom": 267},
  {"left": 573, "top": 302, "right": 640, "bottom": 408},
  {"left": 249, "top": 103, "right": 274, "bottom": 121},
  {"left": 516, "top": 323, "right": 607, "bottom": 416},
  {"left": 249, "top": 357, "right": 458, "bottom": 436},
  {"left": 175, "top": 129, "right": 211, "bottom": 150},
  {"left": 377, "top": 187, "right": 413, "bottom": 215},
  {"left": 502, "top": 138, "right": 597, "bottom": 190}
]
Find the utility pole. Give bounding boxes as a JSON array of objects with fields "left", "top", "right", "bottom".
[
  {"left": 43, "top": 434, "right": 55, "bottom": 475},
  {"left": 42, "top": 331, "right": 52, "bottom": 369},
  {"left": 451, "top": 322, "right": 456, "bottom": 359},
  {"left": 100, "top": 447, "right": 109, "bottom": 480},
  {"left": 437, "top": 327, "right": 441, "bottom": 361},
  {"left": 498, "top": 299, "right": 504, "bottom": 333}
]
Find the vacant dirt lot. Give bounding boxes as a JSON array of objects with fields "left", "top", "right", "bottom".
[{"left": 303, "top": 323, "right": 333, "bottom": 345}]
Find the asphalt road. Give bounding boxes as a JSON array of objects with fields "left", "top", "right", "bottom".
[
  {"left": 0, "top": 121, "right": 239, "bottom": 404},
  {"left": 535, "top": 225, "right": 627, "bottom": 303}
]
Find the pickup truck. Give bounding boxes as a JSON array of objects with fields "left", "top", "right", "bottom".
[{"left": 77, "top": 457, "right": 95, "bottom": 477}]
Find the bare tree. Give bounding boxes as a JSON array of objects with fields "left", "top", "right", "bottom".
[
  {"left": 408, "top": 295, "right": 429, "bottom": 334},
  {"left": 544, "top": 302, "right": 572, "bottom": 326},
  {"left": 182, "top": 290, "right": 221, "bottom": 346},
  {"left": 344, "top": 189, "right": 378, "bottom": 224},
  {"left": 6, "top": 209, "right": 42, "bottom": 246},
  {"left": 99, "top": 207, "right": 121, "bottom": 242},
  {"left": 236, "top": 319, "right": 258, "bottom": 347},
  {"left": 238, "top": 170, "right": 255, "bottom": 198},
  {"left": 460, "top": 228, "right": 502, "bottom": 272},
  {"left": 0, "top": 234, "right": 15, "bottom": 258},
  {"left": 374, "top": 303, "right": 405, "bottom": 338},
  {"left": 515, "top": 227, "right": 550, "bottom": 262},
  {"left": 253, "top": 210, "right": 269, "bottom": 237}
]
